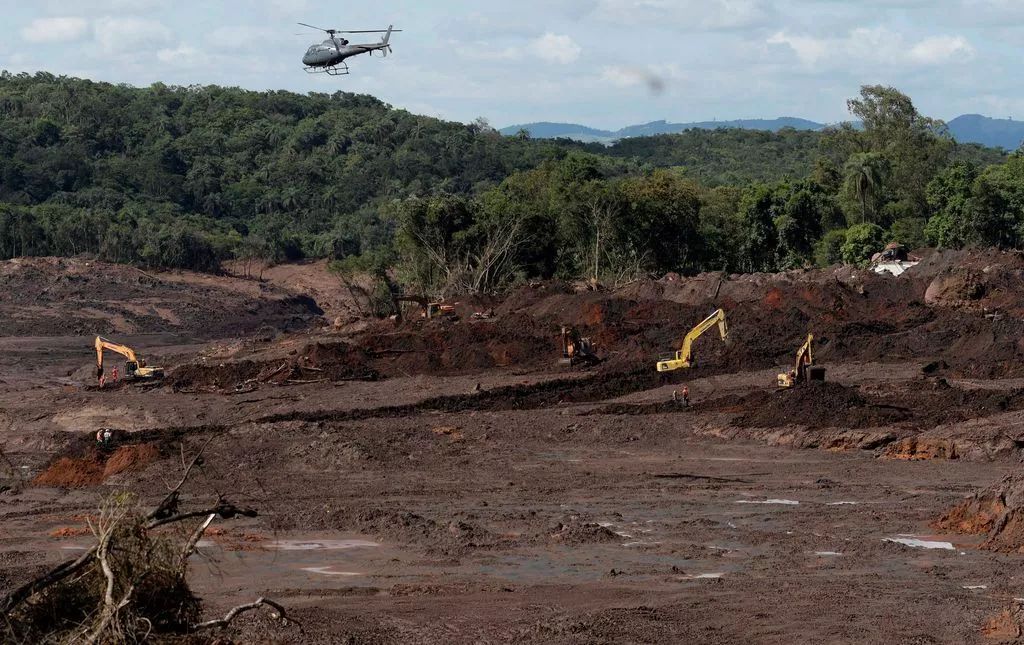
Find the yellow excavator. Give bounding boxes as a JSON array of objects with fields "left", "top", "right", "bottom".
[
  {"left": 777, "top": 333, "right": 826, "bottom": 388},
  {"left": 656, "top": 309, "right": 729, "bottom": 372},
  {"left": 94, "top": 336, "right": 164, "bottom": 383}
]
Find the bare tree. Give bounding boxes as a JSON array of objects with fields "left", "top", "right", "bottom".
[{"left": 1, "top": 439, "right": 297, "bottom": 643}]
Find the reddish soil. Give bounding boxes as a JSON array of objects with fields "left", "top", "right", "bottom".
[
  {"left": 32, "top": 440, "right": 163, "bottom": 488},
  {"left": 936, "top": 475, "right": 1024, "bottom": 552},
  {"left": 8, "top": 251, "right": 1024, "bottom": 643}
]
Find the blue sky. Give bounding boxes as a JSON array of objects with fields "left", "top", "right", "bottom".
[{"left": 1, "top": 0, "right": 1022, "bottom": 129}]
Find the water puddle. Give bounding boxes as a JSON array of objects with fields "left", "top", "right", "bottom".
[
  {"left": 301, "top": 566, "right": 365, "bottom": 577},
  {"left": 826, "top": 501, "right": 859, "bottom": 506},
  {"left": 266, "top": 539, "right": 380, "bottom": 551},
  {"left": 963, "top": 585, "right": 988, "bottom": 590},
  {"left": 884, "top": 537, "right": 955, "bottom": 551},
  {"left": 680, "top": 572, "right": 725, "bottom": 580},
  {"left": 735, "top": 499, "right": 800, "bottom": 506},
  {"left": 814, "top": 551, "right": 842, "bottom": 556}
]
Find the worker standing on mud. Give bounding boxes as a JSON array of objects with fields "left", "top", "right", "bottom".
[
  {"left": 111, "top": 366, "right": 119, "bottom": 383},
  {"left": 673, "top": 386, "right": 691, "bottom": 407}
]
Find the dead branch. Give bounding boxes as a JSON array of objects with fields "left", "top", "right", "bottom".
[
  {"left": 179, "top": 513, "right": 217, "bottom": 573},
  {"left": 149, "top": 435, "right": 218, "bottom": 522},
  {"left": 2, "top": 438, "right": 222, "bottom": 616},
  {"left": 191, "top": 597, "right": 297, "bottom": 631},
  {"left": 146, "top": 500, "right": 257, "bottom": 531},
  {"left": 0, "top": 547, "right": 95, "bottom": 614},
  {"left": 84, "top": 583, "right": 136, "bottom": 645}
]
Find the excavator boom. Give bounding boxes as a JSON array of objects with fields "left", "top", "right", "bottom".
[
  {"left": 778, "top": 333, "right": 825, "bottom": 388},
  {"left": 95, "top": 336, "right": 164, "bottom": 381},
  {"left": 656, "top": 309, "right": 729, "bottom": 372}
]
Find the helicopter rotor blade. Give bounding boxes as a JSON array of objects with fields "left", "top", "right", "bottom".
[
  {"left": 297, "top": 22, "right": 331, "bottom": 32},
  {"left": 337, "top": 29, "right": 403, "bottom": 33}
]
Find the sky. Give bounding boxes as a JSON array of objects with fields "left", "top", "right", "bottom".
[{"left": 1, "top": 0, "right": 1022, "bottom": 129}]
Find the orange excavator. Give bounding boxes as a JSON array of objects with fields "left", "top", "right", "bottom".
[
  {"left": 560, "top": 326, "right": 600, "bottom": 366},
  {"left": 777, "top": 334, "right": 826, "bottom": 388},
  {"left": 94, "top": 336, "right": 164, "bottom": 384}
]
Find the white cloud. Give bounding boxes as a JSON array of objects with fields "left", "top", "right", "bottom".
[
  {"left": 94, "top": 17, "right": 172, "bottom": 53},
  {"left": 909, "top": 36, "right": 975, "bottom": 64},
  {"left": 156, "top": 44, "right": 206, "bottom": 67},
  {"left": 205, "top": 26, "right": 282, "bottom": 50},
  {"left": 21, "top": 17, "right": 89, "bottom": 43},
  {"left": 593, "top": 0, "right": 772, "bottom": 30},
  {"left": 41, "top": 0, "right": 162, "bottom": 10},
  {"left": 531, "top": 33, "right": 581, "bottom": 64},
  {"left": 768, "top": 28, "right": 975, "bottom": 69},
  {"left": 766, "top": 31, "right": 829, "bottom": 65},
  {"left": 600, "top": 63, "right": 683, "bottom": 93}
]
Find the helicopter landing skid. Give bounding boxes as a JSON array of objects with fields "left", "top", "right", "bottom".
[{"left": 305, "top": 63, "right": 350, "bottom": 76}]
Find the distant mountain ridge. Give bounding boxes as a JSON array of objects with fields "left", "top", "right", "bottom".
[
  {"left": 499, "top": 117, "right": 826, "bottom": 143},
  {"left": 947, "top": 115, "right": 1024, "bottom": 151},
  {"left": 502, "top": 115, "right": 1024, "bottom": 150}
]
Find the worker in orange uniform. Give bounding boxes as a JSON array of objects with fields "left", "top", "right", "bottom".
[{"left": 111, "top": 366, "right": 119, "bottom": 383}]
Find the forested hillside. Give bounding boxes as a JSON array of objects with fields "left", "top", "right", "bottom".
[
  {"left": 1, "top": 73, "right": 1023, "bottom": 298},
  {"left": 0, "top": 72, "right": 596, "bottom": 270}
]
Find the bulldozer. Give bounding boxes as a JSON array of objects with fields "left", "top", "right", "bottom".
[
  {"left": 560, "top": 326, "right": 600, "bottom": 366},
  {"left": 656, "top": 309, "right": 729, "bottom": 372},
  {"left": 94, "top": 336, "right": 164, "bottom": 384},
  {"left": 777, "top": 333, "right": 826, "bottom": 388}
]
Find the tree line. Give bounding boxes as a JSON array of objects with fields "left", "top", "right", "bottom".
[{"left": 0, "top": 73, "right": 1022, "bottom": 294}]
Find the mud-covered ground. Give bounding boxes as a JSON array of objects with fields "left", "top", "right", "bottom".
[{"left": 5, "top": 253, "right": 1024, "bottom": 643}]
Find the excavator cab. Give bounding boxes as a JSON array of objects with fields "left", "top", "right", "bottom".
[
  {"left": 778, "top": 334, "right": 825, "bottom": 388},
  {"left": 657, "top": 309, "right": 729, "bottom": 372},
  {"left": 560, "top": 326, "right": 600, "bottom": 367}
]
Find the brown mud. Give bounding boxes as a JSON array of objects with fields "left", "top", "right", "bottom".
[{"left": 8, "top": 251, "right": 1024, "bottom": 642}]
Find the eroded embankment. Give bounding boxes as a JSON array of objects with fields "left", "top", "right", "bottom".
[{"left": 935, "top": 475, "right": 1024, "bottom": 552}]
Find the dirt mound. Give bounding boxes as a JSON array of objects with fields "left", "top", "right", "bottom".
[
  {"left": 33, "top": 452, "right": 106, "bottom": 488},
  {"left": 934, "top": 475, "right": 1024, "bottom": 551},
  {"left": 354, "top": 313, "right": 556, "bottom": 376},
  {"left": 731, "top": 382, "right": 910, "bottom": 430},
  {"left": 548, "top": 520, "right": 619, "bottom": 545},
  {"left": 170, "top": 341, "right": 379, "bottom": 391},
  {"left": 102, "top": 444, "right": 161, "bottom": 479},
  {"left": 0, "top": 257, "right": 323, "bottom": 339},
  {"left": 33, "top": 441, "right": 164, "bottom": 488},
  {"left": 925, "top": 271, "right": 987, "bottom": 307}
]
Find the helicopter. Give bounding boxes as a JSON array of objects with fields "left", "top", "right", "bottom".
[{"left": 299, "top": 22, "right": 401, "bottom": 76}]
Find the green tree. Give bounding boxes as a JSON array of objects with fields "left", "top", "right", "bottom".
[
  {"left": 969, "top": 154, "right": 1024, "bottom": 248},
  {"left": 924, "top": 162, "right": 978, "bottom": 248},
  {"left": 841, "top": 223, "right": 885, "bottom": 265},
  {"left": 738, "top": 184, "right": 782, "bottom": 273},
  {"left": 846, "top": 85, "right": 953, "bottom": 220},
  {"left": 844, "top": 152, "right": 890, "bottom": 223},
  {"left": 814, "top": 229, "right": 847, "bottom": 266}
]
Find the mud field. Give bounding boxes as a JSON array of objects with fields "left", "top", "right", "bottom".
[{"left": 6, "top": 251, "right": 1024, "bottom": 643}]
